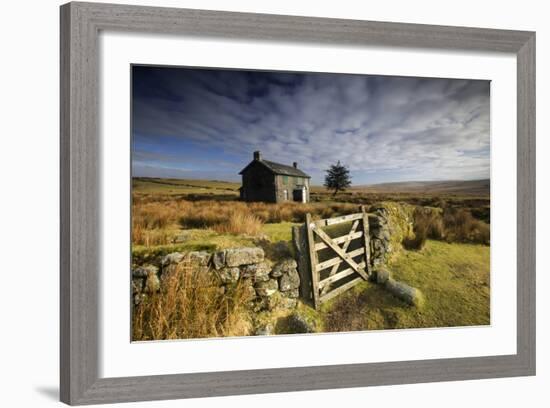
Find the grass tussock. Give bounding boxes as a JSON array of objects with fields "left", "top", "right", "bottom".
[
  {"left": 212, "top": 211, "right": 263, "bottom": 236},
  {"left": 405, "top": 207, "right": 489, "bottom": 250},
  {"left": 132, "top": 262, "right": 254, "bottom": 340},
  {"left": 443, "top": 208, "right": 490, "bottom": 244}
]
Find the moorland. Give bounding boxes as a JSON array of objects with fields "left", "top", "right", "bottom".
[{"left": 131, "top": 177, "right": 490, "bottom": 340}]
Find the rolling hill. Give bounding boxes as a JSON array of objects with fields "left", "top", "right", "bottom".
[
  {"left": 133, "top": 177, "right": 490, "bottom": 197},
  {"left": 351, "top": 179, "right": 490, "bottom": 195}
]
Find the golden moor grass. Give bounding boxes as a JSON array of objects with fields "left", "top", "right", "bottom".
[
  {"left": 132, "top": 195, "right": 365, "bottom": 246},
  {"left": 407, "top": 207, "right": 490, "bottom": 248},
  {"left": 132, "top": 262, "right": 254, "bottom": 340},
  {"left": 132, "top": 224, "right": 175, "bottom": 246},
  {"left": 132, "top": 194, "right": 489, "bottom": 248},
  {"left": 443, "top": 208, "right": 490, "bottom": 245},
  {"left": 212, "top": 211, "right": 263, "bottom": 236},
  {"left": 403, "top": 209, "right": 429, "bottom": 250}
]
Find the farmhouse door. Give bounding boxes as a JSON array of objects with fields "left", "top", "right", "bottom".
[{"left": 293, "top": 187, "right": 306, "bottom": 203}]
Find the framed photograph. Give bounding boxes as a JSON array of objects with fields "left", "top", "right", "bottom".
[{"left": 60, "top": 2, "right": 535, "bottom": 405}]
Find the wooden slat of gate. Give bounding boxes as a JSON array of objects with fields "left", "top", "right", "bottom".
[
  {"left": 319, "top": 276, "right": 364, "bottom": 304},
  {"left": 315, "top": 248, "right": 365, "bottom": 271},
  {"left": 318, "top": 261, "right": 366, "bottom": 289},
  {"left": 313, "top": 212, "right": 363, "bottom": 228},
  {"left": 313, "top": 230, "right": 363, "bottom": 251}
]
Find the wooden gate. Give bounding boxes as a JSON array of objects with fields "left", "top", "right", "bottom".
[{"left": 295, "top": 206, "right": 372, "bottom": 309}]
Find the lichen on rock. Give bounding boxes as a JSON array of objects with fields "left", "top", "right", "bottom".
[
  {"left": 254, "top": 278, "right": 278, "bottom": 297},
  {"left": 225, "top": 247, "right": 265, "bottom": 267}
]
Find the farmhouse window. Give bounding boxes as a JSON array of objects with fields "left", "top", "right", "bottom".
[{"left": 283, "top": 175, "right": 289, "bottom": 185}]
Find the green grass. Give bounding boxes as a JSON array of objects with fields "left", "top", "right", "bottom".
[
  {"left": 261, "top": 222, "right": 299, "bottom": 242},
  {"left": 132, "top": 229, "right": 256, "bottom": 265},
  {"left": 320, "top": 240, "right": 490, "bottom": 331}
]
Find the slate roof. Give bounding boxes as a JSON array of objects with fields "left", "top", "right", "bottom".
[{"left": 239, "top": 159, "right": 311, "bottom": 178}]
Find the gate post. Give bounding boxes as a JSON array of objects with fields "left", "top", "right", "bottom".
[
  {"left": 360, "top": 205, "right": 372, "bottom": 275},
  {"left": 292, "top": 224, "right": 313, "bottom": 306},
  {"left": 361, "top": 205, "right": 372, "bottom": 275},
  {"left": 305, "top": 213, "right": 320, "bottom": 309}
]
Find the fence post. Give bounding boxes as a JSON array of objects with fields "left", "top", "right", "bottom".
[
  {"left": 292, "top": 225, "right": 313, "bottom": 306},
  {"left": 305, "top": 213, "right": 320, "bottom": 309},
  {"left": 360, "top": 205, "right": 371, "bottom": 275}
]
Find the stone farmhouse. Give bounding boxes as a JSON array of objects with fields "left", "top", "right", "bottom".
[{"left": 239, "top": 151, "right": 311, "bottom": 203}]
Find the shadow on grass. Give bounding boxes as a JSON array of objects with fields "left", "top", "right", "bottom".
[{"left": 321, "top": 282, "right": 411, "bottom": 332}]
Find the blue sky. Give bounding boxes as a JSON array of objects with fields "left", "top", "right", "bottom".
[{"left": 132, "top": 66, "right": 490, "bottom": 185}]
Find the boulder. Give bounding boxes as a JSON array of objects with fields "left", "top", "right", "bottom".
[
  {"left": 384, "top": 278, "right": 425, "bottom": 308},
  {"left": 217, "top": 267, "right": 240, "bottom": 284},
  {"left": 371, "top": 267, "right": 391, "bottom": 284},
  {"left": 255, "top": 324, "right": 273, "bottom": 336},
  {"left": 282, "top": 288, "right": 299, "bottom": 299},
  {"left": 132, "top": 278, "right": 143, "bottom": 295},
  {"left": 240, "top": 279, "right": 257, "bottom": 301},
  {"left": 286, "top": 313, "right": 317, "bottom": 334},
  {"left": 371, "top": 239, "right": 387, "bottom": 266},
  {"left": 279, "top": 268, "right": 300, "bottom": 292},
  {"left": 241, "top": 261, "right": 271, "bottom": 282},
  {"left": 255, "top": 279, "right": 278, "bottom": 297},
  {"left": 211, "top": 250, "right": 226, "bottom": 270},
  {"left": 160, "top": 252, "right": 184, "bottom": 266},
  {"left": 187, "top": 251, "right": 211, "bottom": 266},
  {"left": 144, "top": 273, "right": 160, "bottom": 293},
  {"left": 271, "top": 258, "right": 297, "bottom": 278},
  {"left": 375, "top": 228, "right": 391, "bottom": 241},
  {"left": 280, "top": 297, "right": 298, "bottom": 309},
  {"left": 132, "top": 264, "right": 158, "bottom": 278},
  {"left": 225, "top": 247, "right": 264, "bottom": 267}
]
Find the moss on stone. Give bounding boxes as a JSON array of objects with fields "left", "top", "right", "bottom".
[{"left": 369, "top": 201, "right": 416, "bottom": 263}]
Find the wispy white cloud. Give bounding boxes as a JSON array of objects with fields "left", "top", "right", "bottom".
[{"left": 132, "top": 67, "right": 490, "bottom": 183}]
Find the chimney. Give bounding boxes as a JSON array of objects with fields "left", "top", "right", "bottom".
[
  {"left": 253, "top": 151, "right": 261, "bottom": 161},
  {"left": 293, "top": 162, "right": 298, "bottom": 168}
]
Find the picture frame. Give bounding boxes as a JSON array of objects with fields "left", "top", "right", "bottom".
[{"left": 60, "top": 1, "right": 536, "bottom": 405}]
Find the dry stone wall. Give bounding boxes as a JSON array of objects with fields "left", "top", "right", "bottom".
[
  {"left": 368, "top": 202, "right": 416, "bottom": 265},
  {"left": 132, "top": 247, "right": 300, "bottom": 311}
]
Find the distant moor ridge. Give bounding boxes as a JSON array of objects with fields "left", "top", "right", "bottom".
[{"left": 133, "top": 177, "right": 490, "bottom": 196}]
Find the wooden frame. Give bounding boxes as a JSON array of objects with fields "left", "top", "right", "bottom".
[{"left": 60, "top": 2, "right": 535, "bottom": 405}]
